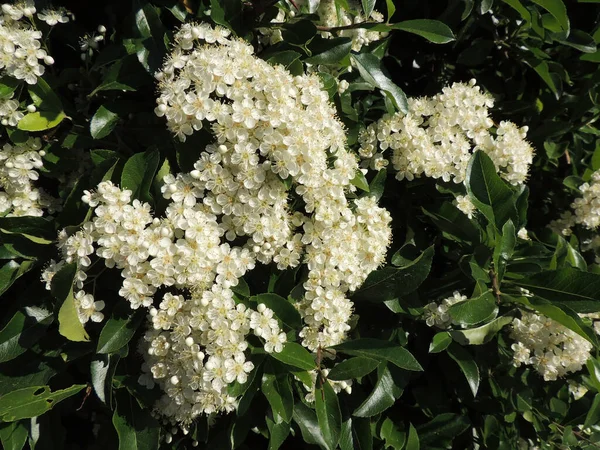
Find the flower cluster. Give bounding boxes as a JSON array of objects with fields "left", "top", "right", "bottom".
[
  {"left": 0, "top": 1, "right": 69, "bottom": 84},
  {"left": 155, "top": 22, "right": 391, "bottom": 351},
  {"left": 257, "top": 0, "right": 387, "bottom": 55},
  {"left": 358, "top": 79, "right": 534, "bottom": 185},
  {"left": 0, "top": 92, "right": 22, "bottom": 126},
  {"left": 423, "top": 291, "right": 468, "bottom": 328},
  {"left": 316, "top": 0, "right": 388, "bottom": 52},
  {"left": 300, "top": 368, "right": 352, "bottom": 403},
  {"left": 138, "top": 294, "right": 285, "bottom": 425},
  {"left": 0, "top": 137, "right": 53, "bottom": 216},
  {"left": 510, "top": 311, "right": 599, "bottom": 381}
]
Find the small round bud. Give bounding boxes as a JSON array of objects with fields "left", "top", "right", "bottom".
[
  {"left": 43, "top": 55, "right": 54, "bottom": 65},
  {"left": 97, "top": 25, "right": 107, "bottom": 34},
  {"left": 185, "top": 337, "right": 194, "bottom": 346},
  {"left": 27, "top": 104, "right": 36, "bottom": 113},
  {"left": 170, "top": 375, "right": 179, "bottom": 385},
  {"left": 39, "top": 150, "right": 46, "bottom": 157}
]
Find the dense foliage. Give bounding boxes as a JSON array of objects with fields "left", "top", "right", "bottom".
[{"left": 1, "top": 0, "right": 600, "bottom": 449}]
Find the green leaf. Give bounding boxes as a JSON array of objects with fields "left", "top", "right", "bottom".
[
  {"left": 266, "top": 417, "right": 290, "bottom": 450},
  {"left": 112, "top": 389, "right": 160, "bottom": 450},
  {"left": 91, "top": 105, "right": 119, "bottom": 139},
  {"left": 353, "top": 364, "right": 403, "bottom": 417},
  {"left": 332, "top": 338, "right": 422, "bottom": 371},
  {"left": 51, "top": 263, "right": 89, "bottom": 342},
  {"left": 379, "top": 418, "right": 405, "bottom": 450},
  {"left": 306, "top": 37, "right": 352, "bottom": 65},
  {"left": 97, "top": 303, "right": 144, "bottom": 354},
  {"left": 449, "top": 315, "right": 513, "bottom": 345},
  {"left": 270, "top": 342, "right": 315, "bottom": 371},
  {"left": 531, "top": 0, "right": 569, "bottom": 32},
  {"left": 417, "top": 413, "right": 470, "bottom": 447},
  {"left": 88, "top": 56, "right": 147, "bottom": 97},
  {"left": 0, "top": 217, "right": 54, "bottom": 244},
  {"left": 27, "top": 77, "right": 61, "bottom": 109},
  {"left": 0, "top": 261, "right": 34, "bottom": 296},
  {"left": 466, "top": 151, "right": 517, "bottom": 230},
  {"left": 557, "top": 29, "right": 597, "bottom": 53},
  {"left": 0, "top": 385, "right": 85, "bottom": 422},
  {"left": 362, "top": 0, "right": 375, "bottom": 18},
  {"left": 429, "top": 332, "right": 452, "bottom": 353},
  {"left": 350, "top": 170, "right": 370, "bottom": 192},
  {"left": 0, "top": 421, "right": 27, "bottom": 450},
  {"left": 328, "top": 356, "right": 379, "bottom": 380},
  {"left": 351, "top": 52, "right": 408, "bottom": 113},
  {"left": 250, "top": 293, "right": 302, "bottom": 330},
  {"left": 91, "top": 353, "right": 121, "bottom": 407},
  {"left": 315, "top": 377, "right": 342, "bottom": 450},
  {"left": 121, "top": 149, "right": 160, "bottom": 204},
  {"left": 447, "top": 344, "right": 479, "bottom": 396},
  {"left": 340, "top": 418, "right": 373, "bottom": 450},
  {"left": 353, "top": 246, "right": 433, "bottom": 302},
  {"left": 584, "top": 394, "right": 600, "bottom": 429},
  {"left": 262, "top": 369, "right": 294, "bottom": 423},
  {"left": 0, "top": 306, "right": 53, "bottom": 363},
  {"left": 515, "top": 268, "right": 600, "bottom": 313},
  {"left": 405, "top": 423, "right": 420, "bottom": 450},
  {"left": 293, "top": 402, "right": 328, "bottom": 448},
  {"left": 0, "top": 77, "right": 20, "bottom": 98},
  {"left": 501, "top": 0, "right": 532, "bottom": 21},
  {"left": 17, "top": 110, "right": 66, "bottom": 132},
  {"left": 390, "top": 20, "right": 455, "bottom": 44},
  {"left": 368, "top": 168, "right": 387, "bottom": 201},
  {"left": 493, "top": 219, "right": 516, "bottom": 281},
  {"left": 448, "top": 292, "right": 497, "bottom": 326}
]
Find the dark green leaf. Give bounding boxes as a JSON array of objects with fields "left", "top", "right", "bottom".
[
  {"left": 91, "top": 105, "right": 119, "bottom": 139},
  {"left": 293, "top": 402, "right": 328, "bottom": 448},
  {"left": 315, "top": 377, "right": 342, "bottom": 450},
  {"left": 270, "top": 342, "right": 315, "bottom": 371},
  {"left": 429, "top": 332, "right": 452, "bottom": 353},
  {"left": 448, "top": 292, "right": 497, "bottom": 326},
  {"left": 353, "top": 364, "right": 403, "bottom": 417},
  {"left": 328, "top": 356, "right": 379, "bottom": 380},
  {"left": 266, "top": 417, "right": 290, "bottom": 450},
  {"left": 466, "top": 151, "right": 517, "bottom": 230},
  {"left": 262, "top": 370, "right": 294, "bottom": 423},
  {"left": 0, "top": 421, "right": 27, "bottom": 450},
  {"left": 350, "top": 170, "right": 370, "bottom": 192},
  {"left": 250, "top": 293, "right": 302, "bottom": 329},
  {"left": 353, "top": 246, "right": 433, "bottom": 302},
  {"left": 417, "top": 413, "right": 470, "bottom": 446},
  {"left": 306, "top": 37, "right": 352, "bottom": 65},
  {"left": 121, "top": 149, "right": 160, "bottom": 204},
  {"left": 351, "top": 52, "right": 408, "bottom": 113},
  {"left": 0, "top": 306, "right": 52, "bottom": 364},
  {"left": 447, "top": 344, "right": 479, "bottom": 396},
  {"left": 531, "top": 0, "right": 569, "bottom": 31},
  {"left": 112, "top": 389, "right": 160, "bottom": 450},
  {"left": 390, "top": 20, "right": 455, "bottom": 44},
  {"left": 406, "top": 423, "right": 420, "bottom": 450},
  {"left": 332, "top": 339, "right": 422, "bottom": 371},
  {"left": 516, "top": 268, "right": 600, "bottom": 313},
  {"left": 97, "top": 304, "right": 143, "bottom": 354},
  {"left": 449, "top": 315, "right": 513, "bottom": 345}
]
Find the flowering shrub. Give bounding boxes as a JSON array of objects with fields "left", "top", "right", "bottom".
[{"left": 1, "top": 0, "right": 600, "bottom": 449}]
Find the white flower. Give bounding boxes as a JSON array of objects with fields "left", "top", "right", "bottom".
[{"left": 37, "top": 8, "right": 70, "bottom": 26}]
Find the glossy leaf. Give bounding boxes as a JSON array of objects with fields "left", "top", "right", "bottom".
[
  {"left": 448, "top": 292, "right": 497, "bottom": 326},
  {"left": 97, "top": 303, "right": 144, "bottom": 354},
  {"left": 328, "top": 356, "right": 379, "bottom": 380},
  {"left": 447, "top": 344, "right": 480, "bottom": 397},
  {"left": 51, "top": 263, "right": 89, "bottom": 342},
  {"left": 391, "top": 20, "right": 455, "bottom": 44},
  {"left": 332, "top": 338, "right": 422, "bottom": 371},
  {"left": 0, "top": 385, "right": 85, "bottom": 422},
  {"left": 112, "top": 389, "right": 160, "bottom": 450},
  {"left": 353, "top": 364, "right": 403, "bottom": 417},
  {"left": 270, "top": 342, "right": 315, "bottom": 371},
  {"left": 90, "top": 105, "right": 119, "bottom": 139},
  {"left": 315, "top": 377, "right": 342, "bottom": 450}
]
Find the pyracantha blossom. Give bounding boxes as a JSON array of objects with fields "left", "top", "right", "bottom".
[
  {"left": 510, "top": 310, "right": 600, "bottom": 381},
  {"left": 358, "top": 79, "right": 534, "bottom": 185},
  {"left": 423, "top": 291, "right": 468, "bottom": 329},
  {"left": 0, "top": 138, "right": 54, "bottom": 216},
  {"left": 0, "top": 2, "right": 69, "bottom": 84}
]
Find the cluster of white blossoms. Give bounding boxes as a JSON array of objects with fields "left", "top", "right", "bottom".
[
  {"left": 155, "top": 22, "right": 391, "bottom": 352},
  {"left": 0, "top": 137, "right": 54, "bottom": 216},
  {"left": 42, "top": 178, "right": 286, "bottom": 423},
  {"left": 0, "top": 1, "right": 69, "bottom": 85},
  {"left": 258, "top": 0, "right": 387, "bottom": 54},
  {"left": 0, "top": 92, "right": 23, "bottom": 126},
  {"left": 510, "top": 311, "right": 600, "bottom": 381},
  {"left": 423, "top": 291, "right": 468, "bottom": 328},
  {"left": 316, "top": 0, "right": 388, "bottom": 52},
  {"left": 358, "top": 79, "right": 534, "bottom": 185}
]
